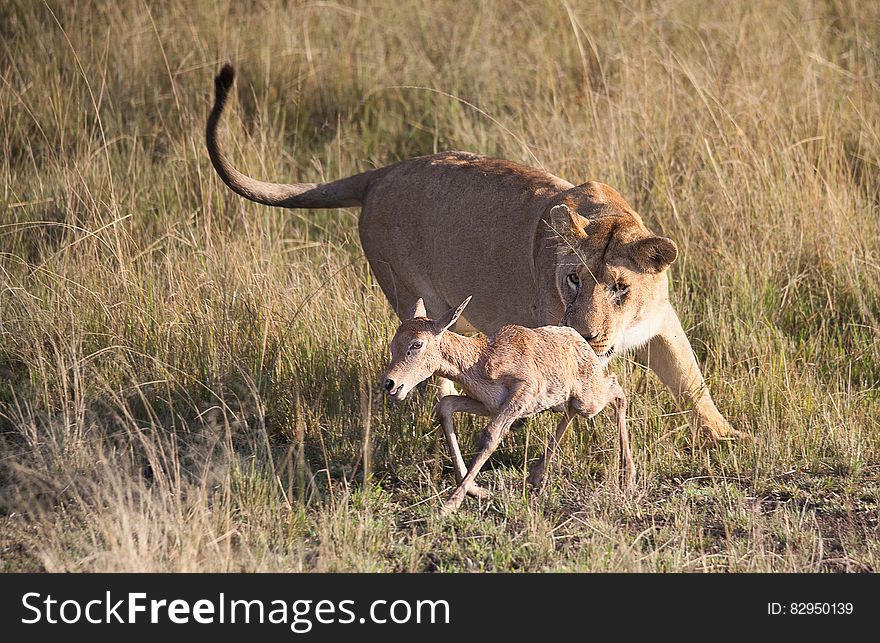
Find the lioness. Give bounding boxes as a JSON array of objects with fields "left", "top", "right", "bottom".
[{"left": 206, "top": 64, "right": 741, "bottom": 441}]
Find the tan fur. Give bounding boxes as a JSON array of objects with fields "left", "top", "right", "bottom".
[
  {"left": 381, "top": 297, "right": 635, "bottom": 514},
  {"left": 206, "top": 65, "right": 743, "bottom": 441}
]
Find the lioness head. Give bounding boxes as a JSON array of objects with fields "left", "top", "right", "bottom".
[{"left": 548, "top": 183, "right": 677, "bottom": 359}]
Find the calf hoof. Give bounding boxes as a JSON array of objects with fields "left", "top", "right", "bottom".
[
  {"left": 440, "top": 493, "right": 465, "bottom": 517},
  {"left": 467, "top": 484, "right": 491, "bottom": 500}
]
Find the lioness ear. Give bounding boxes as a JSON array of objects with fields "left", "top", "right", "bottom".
[
  {"left": 434, "top": 296, "right": 472, "bottom": 333},
  {"left": 630, "top": 236, "right": 678, "bottom": 273},
  {"left": 549, "top": 204, "right": 589, "bottom": 240},
  {"left": 408, "top": 298, "right": 427, "bottom": 319}
]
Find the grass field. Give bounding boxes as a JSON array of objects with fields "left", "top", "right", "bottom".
[{"left": 1, "top": 0, "right": 878, "bottom": 572}]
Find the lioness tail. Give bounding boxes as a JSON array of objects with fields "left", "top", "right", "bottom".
[{"left": 206, "top": 63, "right": 379, "bottom": 209}]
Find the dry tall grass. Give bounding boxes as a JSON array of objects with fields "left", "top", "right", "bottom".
[{"left": 0, "top": 0, "right": 877, "bottom": 572}]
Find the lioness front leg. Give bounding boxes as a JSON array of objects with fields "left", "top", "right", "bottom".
[{"left": 638, "top": 306, "right": 745, "bottom": 441}]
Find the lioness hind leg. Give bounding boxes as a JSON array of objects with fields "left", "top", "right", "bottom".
[{"left": 437, "top": 376, "right": 458, "bottom": 398}]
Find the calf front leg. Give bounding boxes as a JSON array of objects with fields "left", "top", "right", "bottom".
[
  {"left": 435, "top": 395, "right": 492, "bottom": 499},
  {"left": 441, "top": 388, "right": 531, "bottom": 516}
]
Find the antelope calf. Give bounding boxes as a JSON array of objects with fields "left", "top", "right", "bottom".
[{"left": 382, "top": 296, "right": 636, "bottom": 515}]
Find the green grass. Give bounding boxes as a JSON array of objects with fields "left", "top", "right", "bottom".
[{"left": 0, "top": 0, "right": 878, "bottom": 572}]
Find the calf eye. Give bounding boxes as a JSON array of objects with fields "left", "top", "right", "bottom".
[
  {"left": 409, "top": 340, "right": 423, "bottom": 351},
  {"left": 566, "top": 273, "right": 580, "bottom": 289}
]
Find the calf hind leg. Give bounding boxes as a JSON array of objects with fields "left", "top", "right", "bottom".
[
  {"left": 527, "top": 411, "right": 575, "bottom": 490},
  {"left": 607, "top": 377, "right": 636, "bottom": 490}
]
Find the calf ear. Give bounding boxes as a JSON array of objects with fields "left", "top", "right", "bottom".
[
  {"left": 434, "top": 296, "right": 472, "bottom": 333},
  {"left": 549, "top": 204, "right": 589, "bottom": 241},
  {"left": 630, "top": 236, "right": 678, "bottom": 273},
  {"left": 408, "top": 298, "right": 427, "bottom": 319}
]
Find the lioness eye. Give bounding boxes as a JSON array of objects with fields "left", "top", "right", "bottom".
[{"left": 566, "top": 273, "right": 580, "bottom": 287}]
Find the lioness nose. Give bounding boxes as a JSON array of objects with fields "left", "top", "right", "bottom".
[
  {"left": 585, "top": 332, "right": 599, "bottom": 341},
  {"left": 384, "top": 378, "right": 396, "bottom": 392}
]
